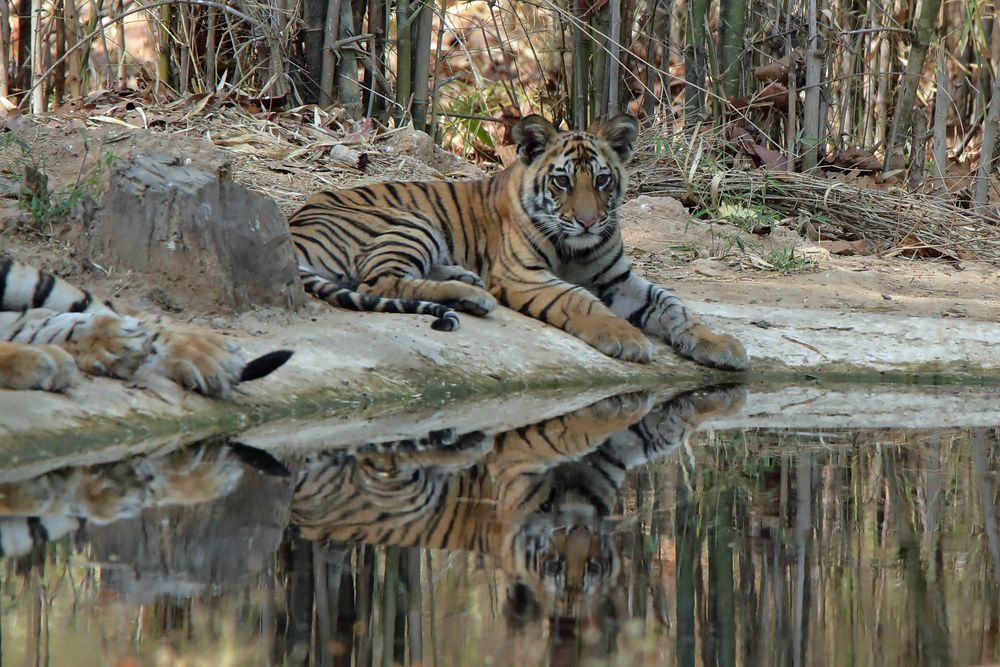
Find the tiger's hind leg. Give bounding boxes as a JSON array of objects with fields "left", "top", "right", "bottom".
[{"left": 356, "top": 232, "right": 496, "bottom": 316}]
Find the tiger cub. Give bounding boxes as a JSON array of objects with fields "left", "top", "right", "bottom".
[
  {"left": 0, "top": 257, "right": 292, "bottom": 394},
  {"left": 292, "top": 385, "right": 747, "bottom": 618},
  {"left": 289, "top": 114, "right": 748, "bottom": 370}
]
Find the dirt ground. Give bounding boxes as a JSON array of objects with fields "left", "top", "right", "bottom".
[{"left": 2, "top": 111, "right": 999, "bottom": 327}]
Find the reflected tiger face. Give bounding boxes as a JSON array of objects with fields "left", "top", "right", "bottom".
[{"left": 508, "top": 511, "right": 620, "bottom": 618}]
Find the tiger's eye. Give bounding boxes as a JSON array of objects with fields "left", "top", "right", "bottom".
[
  {"left": 595, "top": 173, "right": 611, "bottom": 189},
  {"left": 551, "top": 175, "right": 571, "bottom": 190}
]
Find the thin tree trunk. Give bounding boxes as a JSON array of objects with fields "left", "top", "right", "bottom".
[
  {"left": 801, "top": 0, "right": 822, "bottom": 171},
  {"left": 410, "top": 0, "right": 433, "bottom": 131},
  {"left": 684, "top": 0, "right": 708, "bottom": 130},
  {"left": 931, "top": 45, "right": 949, "bottom": 191},
  {"left": 319, "top": 0, "right": 342, "bottom": 106},
  {"left": 718, "top": 0, "right": 747, "bottom": 98},
  {"left": 884, "top": 0, "right": 942, "bottom": 174}
]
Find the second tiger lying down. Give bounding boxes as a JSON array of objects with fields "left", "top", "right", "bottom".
[
  {"left": 0, "top": 257, "right": 292, "bottom": 395},
  {"left": 289, "top": 113, "right": 748, "bottom": 370}
]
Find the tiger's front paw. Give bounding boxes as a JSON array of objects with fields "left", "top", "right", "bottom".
[
  {"left": 0, "top": 342, "right": 80, "bottom": 391},
  {"left": 579, "top": 320, "right": 654, "bottom": 363},
  {"left": 675, "top": 326, "right": 749, "bottom": 371},
  {"left": 66, "top": 314, "right": 154, "bottom": 380},
  {"left": 678, "top": 384, "right": 747, "bottom": 421}
]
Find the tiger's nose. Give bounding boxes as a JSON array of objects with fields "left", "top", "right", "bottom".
[{"left": 576, "top": 216, "right": 598, "bottom": 229}]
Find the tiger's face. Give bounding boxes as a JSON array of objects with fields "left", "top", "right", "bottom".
[{"left": 512, "top": 114, "right": 640, "bottom": 255}]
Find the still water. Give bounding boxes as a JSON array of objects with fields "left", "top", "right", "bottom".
[{"left": 0, "top": 385, "right": 997, "bottom": 667}]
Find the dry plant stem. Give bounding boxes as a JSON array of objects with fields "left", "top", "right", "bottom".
[
  {"left": 17, "top": 0, "right": 262, "bottom": 109},
  {"left": 973, "top": 49, "right": 1000, "bottom": 204},
  {"left": 30, "top": 0, "right": 45, "bottom": 113},
  {"left": 931, "top": 45, "right": 949, "bottom": 191}
]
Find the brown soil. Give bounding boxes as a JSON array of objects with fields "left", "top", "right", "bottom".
[{"left": 2, "top": 113, "right": 998, "bottom": 327}]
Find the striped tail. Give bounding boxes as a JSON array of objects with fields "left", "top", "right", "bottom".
[{"left": 299, "top": 270, "right": 460, "bottom": 332}]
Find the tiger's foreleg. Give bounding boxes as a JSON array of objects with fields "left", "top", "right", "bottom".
[
  {"left": 595, "top": 271, "right": 748, "bottom": 370},
  {"left": 494, "top": 269, "right": 653, "bottom": 362}
]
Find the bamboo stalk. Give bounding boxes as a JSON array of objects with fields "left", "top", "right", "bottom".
[
  {"left": 884, "top": 0, "right": 942, "bottom": 174},
  {"left": 396, "top": 0, "right": 412, "bottom": 121},
  {"left": 931, "top": 45, "right": 949, "bottom": 191},
  {"left": 973, "top": 47, "right": 1000, "bottom": 203},
  {"left": 410, "top": 0, "right": 433, "bottom": 131},
  {"left": 63, "top": 0, "right": 80, "bottom": 97},
  {"left": 607, "top": 0, "right": 621, "bottom": 114},
  {"left": 571, "top": 0, "right": 587, "bottom": 128},
  {"left": 205, "top": 8, "right": 217, "bottom": 90},
  {"left": 335, "top": 0, "right": 361, "bottom": 116},
  {"left": 53, "top": 0, "right": 65, "bottom": 103},
  {"left": 0, "top": 0, "right": 9, "bottom": 98},
  {"left": 319, "top": 0, "right": 342, "bottom": 107},
  {"left": 684, "top": 0, "right": 708, "bottom": 130},
  {"left": 30, "top": 0, "right": 46, "bottom": 113},
  {"left": 801, "top": 0, "right": 822, "bottom": 170},
  {"left": 158, "top": 4, "right": 172, "bottom": 88}
]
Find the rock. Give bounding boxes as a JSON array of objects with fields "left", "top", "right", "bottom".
[
  {"left": 86, "top": 152, "right": 303, "bottom": 311},
  {"left": 383, "top": 128, "right": 484, "bottom": 177}
]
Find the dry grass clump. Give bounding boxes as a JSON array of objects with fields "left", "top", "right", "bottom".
[{"left": 631, "top": 128, "right": 1000, "bottom": 264}]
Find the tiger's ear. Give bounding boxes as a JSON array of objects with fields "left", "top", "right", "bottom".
[
  {"left": 598, "top": 114, "right": 640, "bottom": 162},
  {"left": 512, "top": 114, "right": 558, "bottom": 164}
]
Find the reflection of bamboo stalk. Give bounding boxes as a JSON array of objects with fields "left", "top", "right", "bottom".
[
  {"left": 354, "top": 546, "right": 375, "bottom": 666},
  {"left": 406, "top": 548, "right": 423, "bottom": 664},
  {"left": 381, "top": 546, "right": 400, "bottom": 667}
]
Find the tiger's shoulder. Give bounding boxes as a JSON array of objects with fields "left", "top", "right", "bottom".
[{"left": 0, "top": 255, "right": 291, "bottom": 395}]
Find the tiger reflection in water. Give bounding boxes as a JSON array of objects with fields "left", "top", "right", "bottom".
[
  {"left": 0, "top": 443, "right": 283, "bottom": 557},
  {"left": 292, "top": 384, "right": 746, "bottom": 622}
]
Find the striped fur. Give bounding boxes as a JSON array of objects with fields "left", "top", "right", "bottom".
[
  {"left": 291, "top": 385, "right": 746, "bottom": 618},
  {"left": 0, "top": 256, "right": 291, "bottom": 394},
  {"left": 290, "top": 114, "right": 748, "bottom": 369}
]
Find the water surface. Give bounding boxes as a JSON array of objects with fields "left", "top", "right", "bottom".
[{"left": 0, "top": 385, "right": 997, "bottom": 667}]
